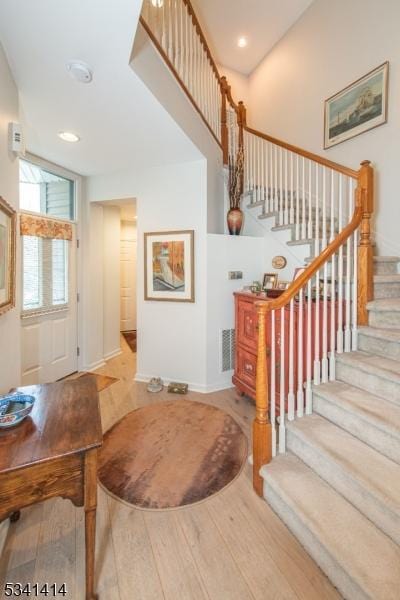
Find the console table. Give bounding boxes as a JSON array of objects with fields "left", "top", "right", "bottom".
[{"left": 0, "top": 376, "right": 102, "bottom": 600}]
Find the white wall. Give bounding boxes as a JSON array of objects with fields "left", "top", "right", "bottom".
[
  {"left": 103, "top": 206, "right": 121, "bottom": 360},
  {"left": 120, "top": 220, "right": 137, "bottom": 331},
  {"left": 0, "top": 42, "right": 20, "bottom": 394},
  {"left": 206, "top": 234, "right": 264, "bottom": 390},
  {"left": 247, "top": 0, "right": 400, "bottom": 256},
  {"left": 135, "top": 159, "right": 208, "bottom": 390}
]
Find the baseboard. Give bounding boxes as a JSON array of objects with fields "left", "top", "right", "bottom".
[
  {"left": 134, "top": 373, "right": 235, "bottom": 394},
  {"left": 103, "top": 348, "right": 122, "bottom": 362},
  {"left": 82, "top": 359, "right": 106, "bottom": 372}
]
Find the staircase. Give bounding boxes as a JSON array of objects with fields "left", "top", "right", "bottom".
[
  {"left": 261, "top": 255, "right": 400, "bottom": 600},
  {"left": 137, "top": 2, "right": 397, "bottom": 597}
]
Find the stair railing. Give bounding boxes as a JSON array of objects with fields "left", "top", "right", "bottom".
[
  {"left": 138, "top": 0, "right": 375, "bottom": 496},
  {"left": 140, "top": 0, "right": 223, "bottom": 147},
  {"left": 252, "top": 159, "right": 374, "bottom": 495}
]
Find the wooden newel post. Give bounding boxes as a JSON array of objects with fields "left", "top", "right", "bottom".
[
  {"left": 253, "top": 304, "right": 272, "bottom": 497},
  {"left": 220, "top": 76, "right": 229, "bottom": 165},
  {"left": 357, "top": 160, "right": 374, "bottom": 326}
]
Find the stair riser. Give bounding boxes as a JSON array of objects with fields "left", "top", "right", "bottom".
[
  {"left": 313, "top": 393, "right": 400, "bottom": 464},
  {"left": 358, "top": 333, "right": 400, "bottom": 361},
  {"left": 374, "top": 263, "right": 399, "bottom": 275},
  {"left": 336, "top": 361, "right": 400, "bottom": 405},
  {"left": 369, "top": 310, "right": 400, "bottom": 329},
  {"left": 374, "top": 282, "right": 400, "bottom": 299},
  {"left": 264, "top": 479, "right": 369, "bottom": 600},
  {"left": 287, "top": 428, "right": 400, "bottom": 546}
]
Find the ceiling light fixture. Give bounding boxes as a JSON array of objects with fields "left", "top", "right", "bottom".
[
  {"left": 58, "top": 131, "right": 80, "bottom": 143},
  {"left": 238, "top": 37, "right": 248, "bottom": 48},
  {"left": 151, "top": 0, "right": 164, "bottom": 7},
  {"left": 66, "top": 60, "right": 93, "bottom": 84}
]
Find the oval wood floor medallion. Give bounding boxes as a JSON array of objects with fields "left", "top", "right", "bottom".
[{"left": 98, "top": 399, "right": 248, "bottom": 510}]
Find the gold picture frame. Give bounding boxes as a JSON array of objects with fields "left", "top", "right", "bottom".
[
  {"left": 144, "top": 230, "right": 195, "bottom": 302},
  {"left": 324, "top": 62, "right": 389, "bottom": 149},
  {"left": 0, "top": 196, "right": 16, "bottom": 315}
]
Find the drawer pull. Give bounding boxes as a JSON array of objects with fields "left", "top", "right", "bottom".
[{"left": 244, "top": 363, "right": 254, "bottom": 373}]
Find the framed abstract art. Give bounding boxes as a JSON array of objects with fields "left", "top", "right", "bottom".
[{"left": 144, "top": 230, "right": 195, "bottom": 302}]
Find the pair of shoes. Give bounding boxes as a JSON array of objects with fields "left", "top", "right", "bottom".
[{"left": 147, "top": 377, "right": 163, "bottom": 393}]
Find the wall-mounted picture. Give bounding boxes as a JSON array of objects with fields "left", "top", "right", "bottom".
[
  {"left": 324, "top": 62, "right": 389, "bottom": 149},
  {"left": 262, "top": 273, "right": 278, "bottom": 290},
  {"left": 277, "top": 281, "right": 290, "bottom": 290},
  {"left": 0, "top": 197, "right": 16, "bottom": 315},
  {"left": 144, "top": 230, "right": 194, "bottom": 302}
]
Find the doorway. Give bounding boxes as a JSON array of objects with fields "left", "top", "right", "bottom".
[
  {"left": 19, "top": 156, "right": 80, "bottom": 384},
  {"left": 120, "top": 204, "right": 137, "bottom": 353}
]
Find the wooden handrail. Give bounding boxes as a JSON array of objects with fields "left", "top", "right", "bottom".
[{"left": 245, "top": 125, "right": 359, "bottom": 179}]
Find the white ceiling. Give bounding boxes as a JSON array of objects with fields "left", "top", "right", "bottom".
[
  {"left": 0, "top": 0, "right": 201, "bottom": 177},
  {"left": 191, "top": 0, "right": 314, "bottom": 75}
]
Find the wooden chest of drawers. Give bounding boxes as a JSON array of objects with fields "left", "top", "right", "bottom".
[{"left": 233, "top": 291, "right": 345, "bottom": 404}]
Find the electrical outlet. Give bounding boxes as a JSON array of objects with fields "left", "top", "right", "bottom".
[{"left": 228, "top": 271, "right": 243, "bottom": 280}]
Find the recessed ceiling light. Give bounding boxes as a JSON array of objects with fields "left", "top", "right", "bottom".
[
  {"left": 238, "top": 37, "right": 248, "bottom": 48},
  {"left": 58, "top": 131, "right": 80, "bottom": 143},
  {"left": 151, "top": 0, "right": 164, "bottom": 7}
]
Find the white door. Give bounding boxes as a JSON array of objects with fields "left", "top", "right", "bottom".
[
  {"left": 120, "top": 237, "right": 137, "bottom": 331},
  {"left": 21, "top": 225, "right": 78, "bottom": 384}
]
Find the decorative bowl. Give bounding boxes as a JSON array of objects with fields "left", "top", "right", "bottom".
[{"left": 0, "top": 393, "right": 35, "bottom": 429}]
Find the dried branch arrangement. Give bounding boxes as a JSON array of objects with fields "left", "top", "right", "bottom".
[{"left": 228, "top": 146, "right": 244, "bottom": 210}]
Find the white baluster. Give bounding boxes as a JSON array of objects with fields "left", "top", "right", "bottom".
[
  {"left": 314, "top": 164, "right": 320, "bottom": 258},
  {"left": 337, "top": 174, "right": 344, "bottom": 353},
  {"left": 308, "top": 161, "right": 313, "bottom": 239},
  {"left": 290, "top": 153, "right": 294, "bottom": 224},
  {"left": 271, "top": 310, "right": 276, "bottom": 457},
  {"left": 329, "top": 171, "right": 336, "bottom": 380},
  {"left": 302, "top": 157, "right": 306, "bottom": 239},
  {"left": 352, "top": 180, "right": 358, "bottom": 351},
  {"left": 279, "top": 307, "right": 286, "bottom": 453},
  {"left": 322, "top": 169, "right": 329, "bottom": 382},
  {"left": 296, "top": 155, "right": 300, "bottom": 240},
  {"left": 279, "top": 147, "right": 283, "bottom": 225},
  {"left": 297, "top": 287, "right": 304, "bottom": 417},
  {"left": 288, "top": 298, "right": 295, "bottom": 420},
  {"left": 284, "top": 150, "right": 289, "bottom": 225},
  {"left": 274, "top": 145, "right": 278, "bottom": 213},
  {"left": 345, "top": 178, "right": 352, "bottom": 352},
  {"left": 306, "top": 279, "right": 313, "bottom": 413},
  {"left": 314, "top": 267, "right": 321, "bottom": 385}
]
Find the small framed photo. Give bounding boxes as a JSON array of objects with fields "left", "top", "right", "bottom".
[
  {"left": 262, "top": 273, "right": 278, "bottom": 290},
  {"left": 324, "top": 62, "right": 389, "bottom": 149},
  {"left": 0, "top": 197, "right": 16, "bottom": 315},
  {"left": 144, "top": 230, "right": 194, "bottom": 302},
  {"left": 277, "top": 281, "right": 290, "bottom": 290}
]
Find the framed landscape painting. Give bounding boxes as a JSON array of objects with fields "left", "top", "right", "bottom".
[
  {"left": 144, "top": 230, "right": 194, "bottom": 302},
  {"left": 0, "top": 197, "right": 16, "bottom": 315},
  {"left": 324, "top": 62, "right": 389, "bottom": 149}
]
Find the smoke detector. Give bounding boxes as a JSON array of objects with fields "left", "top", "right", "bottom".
[{"left": 66, "top": 60, "right": 93, "bottom": 84}]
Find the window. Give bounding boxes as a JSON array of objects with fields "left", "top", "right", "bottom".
[
  {"left": 22, "top": 237, "right": 69, "bottom": 315},
  {"left": 20, "top": 160, "right": 75, "bottom": 221}
]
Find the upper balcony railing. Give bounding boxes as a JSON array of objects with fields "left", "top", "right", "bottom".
[{"left": 139, "top": 0, "right": 375, "bottom": 497}]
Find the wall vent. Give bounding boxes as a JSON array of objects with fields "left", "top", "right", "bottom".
[{"left": 221, "top": 328, "right": 235, "bottom": 372}]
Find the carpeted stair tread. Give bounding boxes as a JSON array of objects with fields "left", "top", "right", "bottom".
[
  {"left": 261, "top": 454, "right": 400, "bottom": 600},
  {"left": 286, "top": 414, "right": 400, "bottom": 544},
  {"left": 336, "top": 351, "right": 400, "bottom": 385},
  {"left": 358, "top": 326, "right": 400, "bottom": 360},
  {"left": 313, "top": 380, "right": 400, "bottom": 443},
  {"left": 358, "top": 326, "right": 400, "bottom": 343},
  {"left": 374, "top": 256, "right": 400, "bottom": 263},
  {"left": 374, "top": 274, "right": 400, "bottom": 283},
  {"left": 367, "top": 298, "right": 400, "bottom": 311}
]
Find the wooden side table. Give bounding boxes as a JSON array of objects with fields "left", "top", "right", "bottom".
[{"left": 0, "top": 376, "right": 103, "bottom": 600}]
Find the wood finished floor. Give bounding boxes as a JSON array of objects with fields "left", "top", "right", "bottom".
[{"left": 0, "top": 338, "right": 341, "bottom": 599}]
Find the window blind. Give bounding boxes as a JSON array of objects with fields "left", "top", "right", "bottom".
[{"left": 22, "top": 237, "right": 69, "bottom": 316}]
